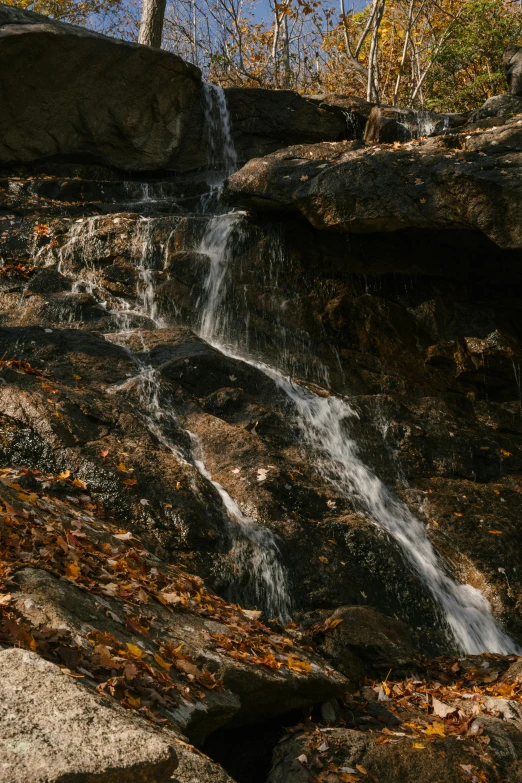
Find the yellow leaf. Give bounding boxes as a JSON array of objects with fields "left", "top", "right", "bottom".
[
  {"left": 454, "top": 512, "right": 463, "bottom": 517},
  {"left": 57, "top": 470, "right": 70, "bottom": 480},
  {"left": 116, "top": 462, "right": 128, "bottom": 472},
  {"left": 287, "top": 655, "right": 312, "bottom": 673},
  {"left": 489, "top": 530, "right": 503, "bottom": 535},
  {"left": 356, "top": 765, "right": 368, "bottom": 775},
  {"left": 127, "top": 695, "right": 141, "bottom": 708},
  {"left": 413, "top": 742, "right": 426, "bottom": 749},
  {"left": 73, "top": 374, "right": 82, "bottom": 380},
  {"left": 65, "top": 563, "right": 81, "bottom": 581},
  {"left": 126, "top": 643, "right": 144, "bottom": 658},
  {"left": 425, "top": 722, "right": 445, "bottom": 737},
  {"left": 499, "top": 448, "right": 512, "bottom": 457},
  {"left": 72, "top": 478, "right": 87, "bottom": 489},
  {"left": 154, "top": 653, "right": 172, "bottom": 671},
  {"left": 53, "top": 411, "right": 63, "bottom": 419}
]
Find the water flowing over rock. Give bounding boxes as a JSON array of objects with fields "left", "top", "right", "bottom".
[{"left": 2, "top": 17, "right": 522, "bottom": 783}]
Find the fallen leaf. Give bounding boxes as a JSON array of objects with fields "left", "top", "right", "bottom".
[
  {"left": 126, "top": 643, "right": 144, "bottom": 658},
  {"left": 425, "top": 722, "right": 445, "bottom": 737},
  {"left": 65, "top": 563, "right": 81, "bottom": 581},
  {"left": 123, "top": 478, "right": 138, "bottom": 486},
  {"left": 432, "top": 697, "right": 456, "bottom": 718},
  {"left": 57, "top": 470, "right": 71, "bottom": 480},
  {"left": 489, "top": 530, "right": 503, "bottom": 535},
  {"left": 154, "top": 653, "right": 172, "bottom": 671},
  {"left": 287, "top": 655, "right": 312, "bottom": 673},
  {"left": 100, "top": 449, "right": 109, "bottom": 458},
  {"left": 116, "top": 462, "right": 128, "bottom": 472}
]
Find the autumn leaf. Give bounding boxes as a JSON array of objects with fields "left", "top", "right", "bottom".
[
  {"left": 65, "top": 563, "right": 81, "bottom": 581},
  {"left": 127, "top": 695, "right": 141, "bottom": 708},
  {"left": 116, "top": 462, "right": 128, "bottom": 472},
  {"left": 123, "top": 478, "right": 138, "bottom": 486},
  {"left": 100, "top": 449, "right": 109, "bottom": 458},
  {"left": 488, "top": 530, "right": 503, "bottom": 535},
  {"left": 57, "top": 470, "right": 71, "bottom": 480},
  {"left": 154, "top": 653, "right": 172, "bottom": 671},
  {"left": 413, "top": 742, "right": 426, "bottom": 749},
  {"left": 126, "top": 643, "right": 144, "bottom": 658},
  {"left": 425, "top": 722, "right": 445, "bottom": 736},
  {"left": 72, "top": 478, "right": 87, "bottom": 489},
  {"left": 287, "top": 654, "right": 312, "bottom": 673}
]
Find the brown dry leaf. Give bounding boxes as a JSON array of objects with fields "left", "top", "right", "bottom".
[
  {"left": 123, "top": 478, "right": 138, "bottom": 486},
  {"left": 127, "top": 695, "right": 141, "bottom": 708},
  {"left": 356, "top": 765, "right": 368, "bottom": 775},
  {"left": 489, "top": 530, "right": 503, "bottom": 535},
  {"left": 318, "top": 556, "right": 329, "bottom": 564},
  {"left": 73, "top": 374, "right": 82, "bottom": 381},
  {"left": 72, "top": 479, "right": 87, "bottom": 489},
  {"left": 0, "top": 593, "right": 12, "bottom": 606},
  {"left": 94, "top": 643, "right": 113, "bottom": 666},
  {"left": 116, "top": 462, "right": 128, "bottom": 472},
  {"left": 57, "top": 470, "right": 71, "bottom": 480}
]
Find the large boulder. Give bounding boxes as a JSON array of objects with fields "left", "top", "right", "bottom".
[
  {"left": 224, "top": 87, "right": 348, "bottom": 164},
  {"left": 0, "top": 647, "right": 178, "bottom": 782},
  {"left": 223, "top": 116, "right": 522, "bottom": 248},
  {"left": 0, "top": 3, "right": 203, "bottom": 171},
  {"left": 363, "top": 105, "right": 467, "bottom": 143}
]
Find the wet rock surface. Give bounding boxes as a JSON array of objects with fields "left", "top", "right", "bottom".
[{"left": 223, "top": 114, "right": 522, "bottom": 248}]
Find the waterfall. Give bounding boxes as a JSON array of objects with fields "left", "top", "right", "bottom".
[
  {"left": 104, "top": 342, "right": 291, "bottom": 622},
  {"left": 196, "top": 213, "right": 520, "bottom": 655},
  {"left": 201, "top": 83, "right": 238, "bottom": 209}
]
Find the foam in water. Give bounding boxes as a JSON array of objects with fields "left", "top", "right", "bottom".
[{"left": 196, "top": 212, "right": 520, "bottom": 655}]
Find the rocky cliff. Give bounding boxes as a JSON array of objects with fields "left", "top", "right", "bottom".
[{"left": 1, "top": 5, "right": 522, "bottom": 782}]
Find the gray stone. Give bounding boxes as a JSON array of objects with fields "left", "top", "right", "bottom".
[
  {"left": 0, "top": 4, "right": 202, "bottom": 172},
  {"left": 0, "top": 646, "right": 178, "bottom": 782},
  {"left": 504, "top": 46, "right": 522, "bottom": 96}
]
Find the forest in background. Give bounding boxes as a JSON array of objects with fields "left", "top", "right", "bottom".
[{"left": 6, "top": 0, "right": 522, "bottom": 112}]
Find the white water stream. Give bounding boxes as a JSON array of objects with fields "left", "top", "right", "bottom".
[
  {"left": 195, "top": 211, "right": 520, "bottom": 655},
  {"left": 39, "top": 84, "right": 520, "bottom": 649}
]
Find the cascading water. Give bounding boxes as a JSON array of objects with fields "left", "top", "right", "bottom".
[
  {"left": 104, "top": 341, "right": 291, "bottom": 622},
  {"left": 195, "top": 212, "right": 520, "bottom": 655},
  {"left": 201, "top": 83, "right": 238, "bottom": 210}
]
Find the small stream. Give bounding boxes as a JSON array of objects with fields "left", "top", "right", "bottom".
[{"left": 31, "top": 82, "right": 520, "bottom": 653}]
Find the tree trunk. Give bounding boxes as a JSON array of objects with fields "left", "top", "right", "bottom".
[{"left": 138, "top": 0, "right": 167, "bottom": 48}]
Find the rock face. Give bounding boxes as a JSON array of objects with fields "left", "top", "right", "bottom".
[
  {"left": 224, "top": 88, "right": 348, "bottom": 164},
  {"left": 363, "top": 105, "right": 467, "bottom": 143},
  {"left": 0, "top": 647, "right": 178, "bottom": 782},
  {"left": 0, "top": 3, "right": 203, "bottom": 172},
  {"left": 504, "top": 46, "right": 522, "bottom": 96},
  {"left": 223, "top": 115, "right": 522, "bottom": 248}
]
